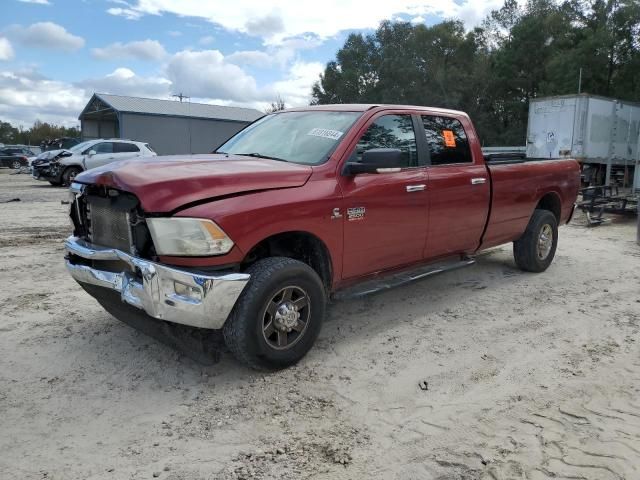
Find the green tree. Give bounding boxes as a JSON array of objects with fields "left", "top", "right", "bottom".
[
  {"left": 0, "top": 121, "right": 20, "bottom": 144},
  {"left": 0, "top": 119, "right": 80, "bottom": 146},
  {"left": 311, "top": 0, "right": 640, "bottom": 145}
]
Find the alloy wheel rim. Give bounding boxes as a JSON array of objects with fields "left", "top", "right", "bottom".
[
  {"left": 537, "top": 224, "right": 553, "bottom": 260},
  {"left": 261, "top": 286, "right": 310, "bottom": 350}
]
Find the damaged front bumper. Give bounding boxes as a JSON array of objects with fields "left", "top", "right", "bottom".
[
  {"left": 64, "top": 236, "right": 250, "bottom": 329},
  {"left": 32, "top": 163, "right": 61, "bottom": 182}
]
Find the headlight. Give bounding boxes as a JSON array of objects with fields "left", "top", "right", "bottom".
[{"left": 146, "top": 218, "right": 234, "bottom": 256}]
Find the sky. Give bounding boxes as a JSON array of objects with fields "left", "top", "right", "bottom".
[{"left": 0, "top": 0, "right": 504, "bottom": 128}]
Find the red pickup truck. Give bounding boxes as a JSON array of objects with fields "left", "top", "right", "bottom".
[{"left": 65, "top": 104, "right": 580, "bottom": 369}]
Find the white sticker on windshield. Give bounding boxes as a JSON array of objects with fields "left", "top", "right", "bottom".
[{"left": 307, "top": 128, "right": 344, "bottom": 140}]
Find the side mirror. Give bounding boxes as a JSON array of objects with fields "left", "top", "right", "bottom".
[
  {"left": 344, "top": 148, "right": 404, "bottom": 175},
  {"left": 87, "top": 150, "right": 96, "bottom": 156}
]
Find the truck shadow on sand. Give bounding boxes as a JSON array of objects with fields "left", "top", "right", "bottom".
[{"left": 65, "top": 251, "right": 535, "bottom": 377}]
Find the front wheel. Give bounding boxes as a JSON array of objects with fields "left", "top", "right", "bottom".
[
  {"left": 11, "top": 159, "right": 22, "bottom": 169},
  {"left": 513, "top": 209, "right": 558, "bottom": 272},
  {"left": 223, "top": 257, "right": 326, "bottom": 370},
  {"left": 61, "top": 166, "right": 82, "bottom": 186}
]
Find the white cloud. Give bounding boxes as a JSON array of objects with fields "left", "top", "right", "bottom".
[
  {"left": 165, "top": 50, "right": 321, "bottom": 107},
  {"left": 0, "top": 69, "right": 85, "bottom": 127},
  {"left": 104, "top": 0, "right": 502, "bottom": 44},
  {"left": 18, "top": 0, "right": 51, "bottom": 4},
  {"left": 1, "top": 50, "right": 327, "bottom": 127},
  {"left": 166, "top": 50, "right": 260, "bottom": 102},
  {"left": 198, "top": 36, "right": 215, "bottom": 45},
  {"left": 106, "top": 7, "right": 144, "bottom": 20},
  {"left": 245, "top": 14, "right": 285, "bottom": 37},
  {"left": 0, "top": 38, "right": 14, "bottom": 61},
  {"left": 77, "top": 67, "right": 171, "bottom": 98},
  {"left": 226, "top": 50, "right": 274, "bottom": 67},
  {"left": 92, "top": 39, "right": 167, "bottom": 61},
  {"left": 269, "top": 61, "right": 324, "bottom": 106},
  {"left": 7, "top": 22, "right": 84, "bottom": 51},
  {"left": 168, "top": 30, "right": 182, "bottom": 37}
]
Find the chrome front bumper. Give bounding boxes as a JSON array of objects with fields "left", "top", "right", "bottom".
[{"left": 64, "top": 236, "right": 250, "bottom": 329}]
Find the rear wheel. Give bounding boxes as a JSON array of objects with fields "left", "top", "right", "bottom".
[
  {"left": 49, "top": 180, "right": 62, "bottom": 186},
  {"left": 513, "top": 209, "right": 558, "bottom": 272},
  {"left": 223, "top": 257, "right": 326, "bottom": 370},
  {"left": 61, "top": 166, "right": 82, "bottom": 186}
]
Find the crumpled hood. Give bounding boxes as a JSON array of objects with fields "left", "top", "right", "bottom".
[
  {"left": 75, "top": 154, "right": 313, "bottom": 213},
  {"left": 33, "top": 149, "right": 70, "bottom": 164}
]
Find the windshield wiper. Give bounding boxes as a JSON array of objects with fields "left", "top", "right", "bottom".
[{"left": 233, "top": 152, "right": 289, "bottom": 162}]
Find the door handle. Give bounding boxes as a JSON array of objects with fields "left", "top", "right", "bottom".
[
  {"left": 406, "top": 184, "right": 426, "bottom": 192},
  {"left": 471, "top": 178, "right": 486, "bottom": 185}
]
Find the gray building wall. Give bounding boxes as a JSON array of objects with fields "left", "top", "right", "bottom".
[
  {"left": 119, "top": 113, "right": 248, "bottom": 155},
  {"left": 82, "top": 118, "right": 117, "bottom": 140}
]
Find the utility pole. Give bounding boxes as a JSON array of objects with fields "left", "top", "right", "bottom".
[{"left": 172, "top": 93, "right": 190, "bottom": 102}]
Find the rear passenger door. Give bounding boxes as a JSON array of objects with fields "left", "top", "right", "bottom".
[
  {"left": 420, "top": 115, "right": 490, "bottom": 259},
  {"left": 113, "top": 142, "right": 142, "bottom": 161}
]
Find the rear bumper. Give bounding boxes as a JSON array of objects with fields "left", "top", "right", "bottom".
[{"left": 64, "top": 236, "right": 249, "bottom": 329}]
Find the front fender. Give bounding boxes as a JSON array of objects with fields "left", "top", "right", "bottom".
[{"left": 167, "top": 177, "right": 344, "bottom": 282}]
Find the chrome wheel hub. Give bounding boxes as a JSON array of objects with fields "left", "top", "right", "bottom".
[
  {"left": 274, "top": 302, "right": 299, "bottom": 332},
  {"left": 262, "top": 286, "right": 310, "bottom": 350},
  {"left": 537, "top": 224, "right": 553, "bottom": 260}
]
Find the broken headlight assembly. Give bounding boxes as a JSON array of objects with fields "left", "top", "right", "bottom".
[{"left": 146, "top": 218, "right": 234, "bottom": 256}]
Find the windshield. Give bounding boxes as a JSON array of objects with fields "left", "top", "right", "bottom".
[
  {"left": 69, "top": 140, "right": 95, "bottom": 153},
  {"left": 217, "top": 111, "right": 362, "bottom": 165}
]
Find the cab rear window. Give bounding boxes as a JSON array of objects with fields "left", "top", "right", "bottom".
[{"left": 421, "top": 116, "right": 472, "bottom": 165}]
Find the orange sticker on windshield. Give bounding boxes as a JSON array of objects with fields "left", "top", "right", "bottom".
[{"left": 442, "top": 130, "right": 456, "bottom": 147}]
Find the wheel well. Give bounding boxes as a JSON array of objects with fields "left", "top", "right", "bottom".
[
  {"left": 243, "top": 232, "right": 333, "bottom": 290},
  {"left": 536, "top": 193, "right": 561, "bottom": 223}
]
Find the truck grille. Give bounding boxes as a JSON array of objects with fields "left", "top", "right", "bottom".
[{"left": 88, "top": 201, "right": 133, "bottom": 252}]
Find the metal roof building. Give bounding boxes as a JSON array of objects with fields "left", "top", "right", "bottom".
[{"left": 79, "top": 93, "right": 263, "bottom": 155}]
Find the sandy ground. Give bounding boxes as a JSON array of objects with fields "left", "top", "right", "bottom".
[{"left": 1, "top": 169, "right": 639, "bottom": 480}]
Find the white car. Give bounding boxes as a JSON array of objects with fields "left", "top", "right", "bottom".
[{"left": 31, "top": 139, "right": 157, "bottom": 186}]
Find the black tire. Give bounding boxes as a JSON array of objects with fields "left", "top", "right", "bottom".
[
  {"left": 513, "top": 209, "right": 558, "bottom": 272},
  {"left": 223, "top": 257, "right": 326, "bottom": 370},
  {"left": 11, "top": 159, "right": 22, "bottom": 169},
  {"left": 49, "top": 180, "right": 62, "bottom": 186},
  {"left": 61, "top": 166, "right": 82, "bottom": 186}
]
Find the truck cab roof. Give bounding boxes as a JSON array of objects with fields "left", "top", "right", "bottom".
[{"left": 284, "top": 103, "right": 467, "bottom": 116}]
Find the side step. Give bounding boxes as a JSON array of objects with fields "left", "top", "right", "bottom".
[{"left": 332, "top": 257, "right": 475, "bottom": 301}]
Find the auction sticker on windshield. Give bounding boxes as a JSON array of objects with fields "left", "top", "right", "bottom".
[{"left": 307, "top": 128, "right": 344, "bottom": 140}]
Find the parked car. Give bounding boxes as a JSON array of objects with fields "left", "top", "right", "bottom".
[
  {"left": 64, "top": 104, "right": 580, "bottom": 369},
  {"left": 41, "top": 137, "right": 80, "bottom": 152},
  {"left": 0, "top": 146, "right": 36, "bottom": 169},
  {"left": 32, "top": 139, "right": 156, "bottom": 186}
]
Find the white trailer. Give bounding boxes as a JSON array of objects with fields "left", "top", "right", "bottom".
[{"left": 526, "top": 94, "right": 640, "bottom": 190}]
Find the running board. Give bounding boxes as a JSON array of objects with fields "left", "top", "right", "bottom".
[{"left": 332, "top": 257, "right": 475, "bottom": 301}]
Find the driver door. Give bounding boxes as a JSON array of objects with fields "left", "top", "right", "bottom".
[{"left": 338, "top": 113, "right": 429, "bottom": 280}]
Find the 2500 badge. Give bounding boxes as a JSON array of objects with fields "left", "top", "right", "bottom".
[{"left": 347, "top": 207, "right": 366, "bottom": 221}]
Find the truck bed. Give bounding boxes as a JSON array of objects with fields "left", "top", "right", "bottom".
[{"left": 480, "top": 157, "right": 581, "bottom": 250}]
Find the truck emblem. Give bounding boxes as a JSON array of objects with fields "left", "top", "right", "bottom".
[
  {"left": 331, "top": 207, "right": 342, "bottom": 219},
  {"left": 347, "top": 207, "right": 365, "bottom": 221}
]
